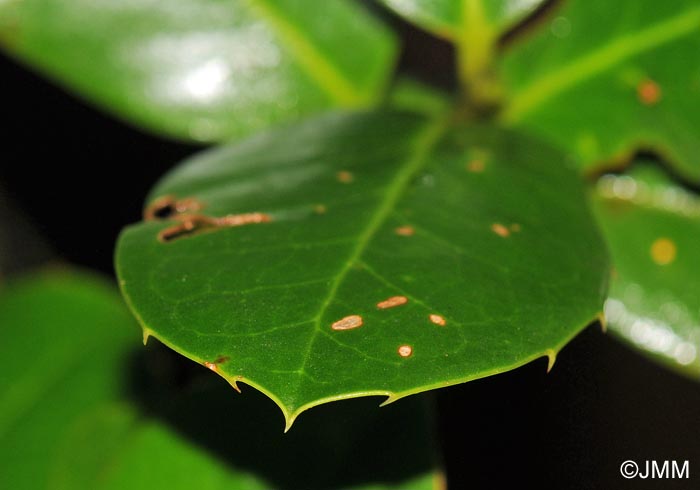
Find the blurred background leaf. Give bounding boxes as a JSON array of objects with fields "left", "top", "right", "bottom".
[
  {"left": 375, "top": 0, "right": 545, "bottom": 41},
  {"left": 0, "top": 270, "right": 442, "bottom": 490},
  {"left": 502, "top": 0, "right": 700, "bottom": 181},
  {"left": 592, "top": 162, "right": 700, "bottom": 379},
  {"left": 0, "top": 0, "right": 397, "bottom": 142}
]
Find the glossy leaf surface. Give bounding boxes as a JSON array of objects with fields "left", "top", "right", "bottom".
[
  {"left": 0, "top": 0, "right": 396, "bottom": 142},
  {"left": 502, "top": 0, "right": 700, "bottom": 181},
  {"left": 0, "top": 271, "right": 441, "bottom": 489},
  {"left": 116, "top": 111, "right": 609, "bottom": 427},
  {"left": 593, "top": 164, "right": 700, "bottom": 378},
  {"left": 377, "top": 0, "right": 544, "bottom": 40}
]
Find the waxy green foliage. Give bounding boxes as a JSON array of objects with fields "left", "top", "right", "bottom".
[
  {"left": 592, "top": 164, "right": 700, "bottom": 378},
  {"left": 0, "top": 271, "right": 440, "bottom": 488},
  {"left": 116, "top": 111, "right": 609, "bottom": 427},
  {"left": 377, "top": 0, "right": 545, "bottom": 40},
  {"left": 502, "top": 0, "right": 700, "bottom": 181},
  {"left": 0, "top": 0, "right": 396, "bottom": 142}
]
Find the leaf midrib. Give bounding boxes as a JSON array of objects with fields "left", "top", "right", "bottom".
[
  {"left": 503, "top": 6, "right": 700, "bottom": 121},
  {"left": 246, "top": 0, "right": 369, "bottom": 105},
  {"left": 293, "top": 117, "right": 450, "bottom": 394}
]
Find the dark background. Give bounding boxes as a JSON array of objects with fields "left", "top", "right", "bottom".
[{"left": 1, "top": 7, "right": 698, "bottom": 489}]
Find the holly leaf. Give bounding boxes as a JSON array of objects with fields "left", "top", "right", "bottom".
[
  {"left": 0, "top": 0, "right": 396, "bottom": 142},
  {"left": 502, "top": 0, "right": 700, "bottom": 181},
  {"left": 115, "top": 111, "right": 609, "bottom": 428},
  {"left": 376, "top": 0, "right": 545, "bottom": 41},
  {"left": 592, "top": 163, "right": 700, "bottom": 378},
  {"left": 0, "top": 271, "right": 441, "bottom": 489}
]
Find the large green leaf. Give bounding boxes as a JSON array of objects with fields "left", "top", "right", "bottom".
[
  {"left": 0, "top": 0, "right": 396, "bottom": 142},
  {"left": 0, "top": 271, "right": 441, "bottom": 489},
  {"left": 376, "top": 0, "right": 545, "bottom": 41},
  {"left": 116, "top": 111, "right": 609, "bottom": 428},
  {"left": 501, "top": 0, "right": 700, "bottom": 181},
  {"left": 592, "top": 163, "right": 700, "bottom": 378}
]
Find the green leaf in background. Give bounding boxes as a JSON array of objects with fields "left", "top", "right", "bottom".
[
  {"left": 0, "top": 271, "right": 442, "bottom": 489},
  {"left": 0, "top": 0, "right": 396, "bottom": 142},
  {"left": 501, "top": 0, "right": 700, "bottom": 181},
  {"left": 376, "top": 0, "right": 545, "bottom": 41},
  {"left": 116, "top": 111, "right": 609, "bottom": 429},
  {"left": 592, "top": 163, "right": 700, "bottom": 379}
]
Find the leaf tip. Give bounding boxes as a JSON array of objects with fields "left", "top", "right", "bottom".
[{"left": 545, "top": 349, "right": 557, "bottom": 373}]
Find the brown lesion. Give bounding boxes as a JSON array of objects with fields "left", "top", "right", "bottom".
[
  {"left": 144, "top": 195, "right": 272, "bottom": 243},
  {"left": 158, "top": 212, "right": 272, "bottom": 243},
  {"left": 144, "top": 195, "right": 204, "bottom": 221}
]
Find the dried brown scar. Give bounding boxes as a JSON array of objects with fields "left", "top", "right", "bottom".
[
  {"left": 158, "top": 212, "right": 272, "bottom": 242},
  {"left": 331, "top": 315, "right": 363, "bottom": 331},
  {"left": 398, "top": 345, "right": 413, "bottom": 357},
  {"left": 395, "top": 226, "right": 415, "bottom": 236},
  {"left": 144, "top": 195, "right": 204, "bottom": 221},
  {"left": 336, "top": 170, "right": 354, "bottom": 183},
  {"left": 491, "top": 223, "right": 510, "bottom": 237},
  {"left": 650, "top": 237, "right": 676, "bottom": 265},
  {"left": 429, "top": 314, "right": 446, "bottom": 326},
  {"left": 377, "top": 296, "right": 408, "bottom": 309},
  {"left": 203, "top": 355, "right": 230, "bottom": 372},
  {"left": 637, "top": 79, "right": 661, "bottom": 105}
]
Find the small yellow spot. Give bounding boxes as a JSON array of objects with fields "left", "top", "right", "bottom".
[
  {"left": 395, "top": 226, "right": 415, "bottom": 236},
  {"left": 650, "top": 237, "right": 676, "bottom": 265},
  {"left": 398, "top": 345, "right": 413, "bottom": 357},
  {"left": 637, "top": 79, "right": 661, "bottom": 105},
  {"left": 466, "top": 159, "right": 485, "bottom": 173},
  {"left": 331, "top": 315, "right": 363, "bottom": 331},
  {"left": 314, "top": 204, "right": 327, "bottom": 214},
  {"left": 429, "top": 314, "right": 446, "bottom": 326},
  {"left": 337, "top": 170, "right": 354, "bottom": 183},
  {"left": 491, "top": 223, "right": 510, "bottom": 237},
  {"left": 377, "top": 296, "right": 408, "bottom": 309}
]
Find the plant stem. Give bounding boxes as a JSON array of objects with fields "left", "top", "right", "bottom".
[{"left": 457, "top": 0, "right": 501, "bottom": 116}]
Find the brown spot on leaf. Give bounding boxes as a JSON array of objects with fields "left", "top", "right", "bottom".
[
  {"left": 336, "top": 170, "right": 354, "bottom": 183},
  {"left": 467, "top": 159, "right": 485, "bottom": 173},
  {"left": 429, "top": 314, "right": 446, "bottom": 326},
  {"left": 377, "top": 296, "right": 408, "bottom": 309},
  {"left": 158, "top": 212, "right": 272, "bottom": 243},
  {"left": 214, "top": 356, "right": 230, "bottom": 364},
  {"left": 491, "top": 223, "right": 510, "bottom": 237},
  {"left": 398, "top": 345, "right": 413, "bottom": 357},
  {"left": 331, "top": 315, "right": 363, "bottom": 331},
  {"left": 395, "top": 226, "right": 415, "bottom": 236},
  {"left": 650, "top": 237, "right": 676, "bottom": 265},
  {"left": 637, "top": 79, "right": 661, "bottom": 105}
]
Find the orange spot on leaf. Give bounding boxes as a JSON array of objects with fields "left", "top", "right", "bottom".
[
  {"left": 337, "top": 170, "right": 354, "bottom": 183},
  {"left": 491, "top": 223, "right": 510, "bottom": 237},
  {"left": 331, "top": 315, "right": 363, "bottom": 331},
  {"left": 429, "top": 314, "right": 446, "bottom": 326},
  {"left": 395, "top": 226, "right": 415, "bottom": 236},
  {"left": 637, "top": 79, "right": 661, "bottom": 105},
  {"left": 377, "top": 296, "right": 408, "bottom": 309},
  {"left": 398, "top": 345, "right": 413, "bottom": 357},
  {"left": 467, "top": 159, "right": 485, "bottom": 173},
  {"left": 650, "top": 237, "right": 676, "bottom": 265}
]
